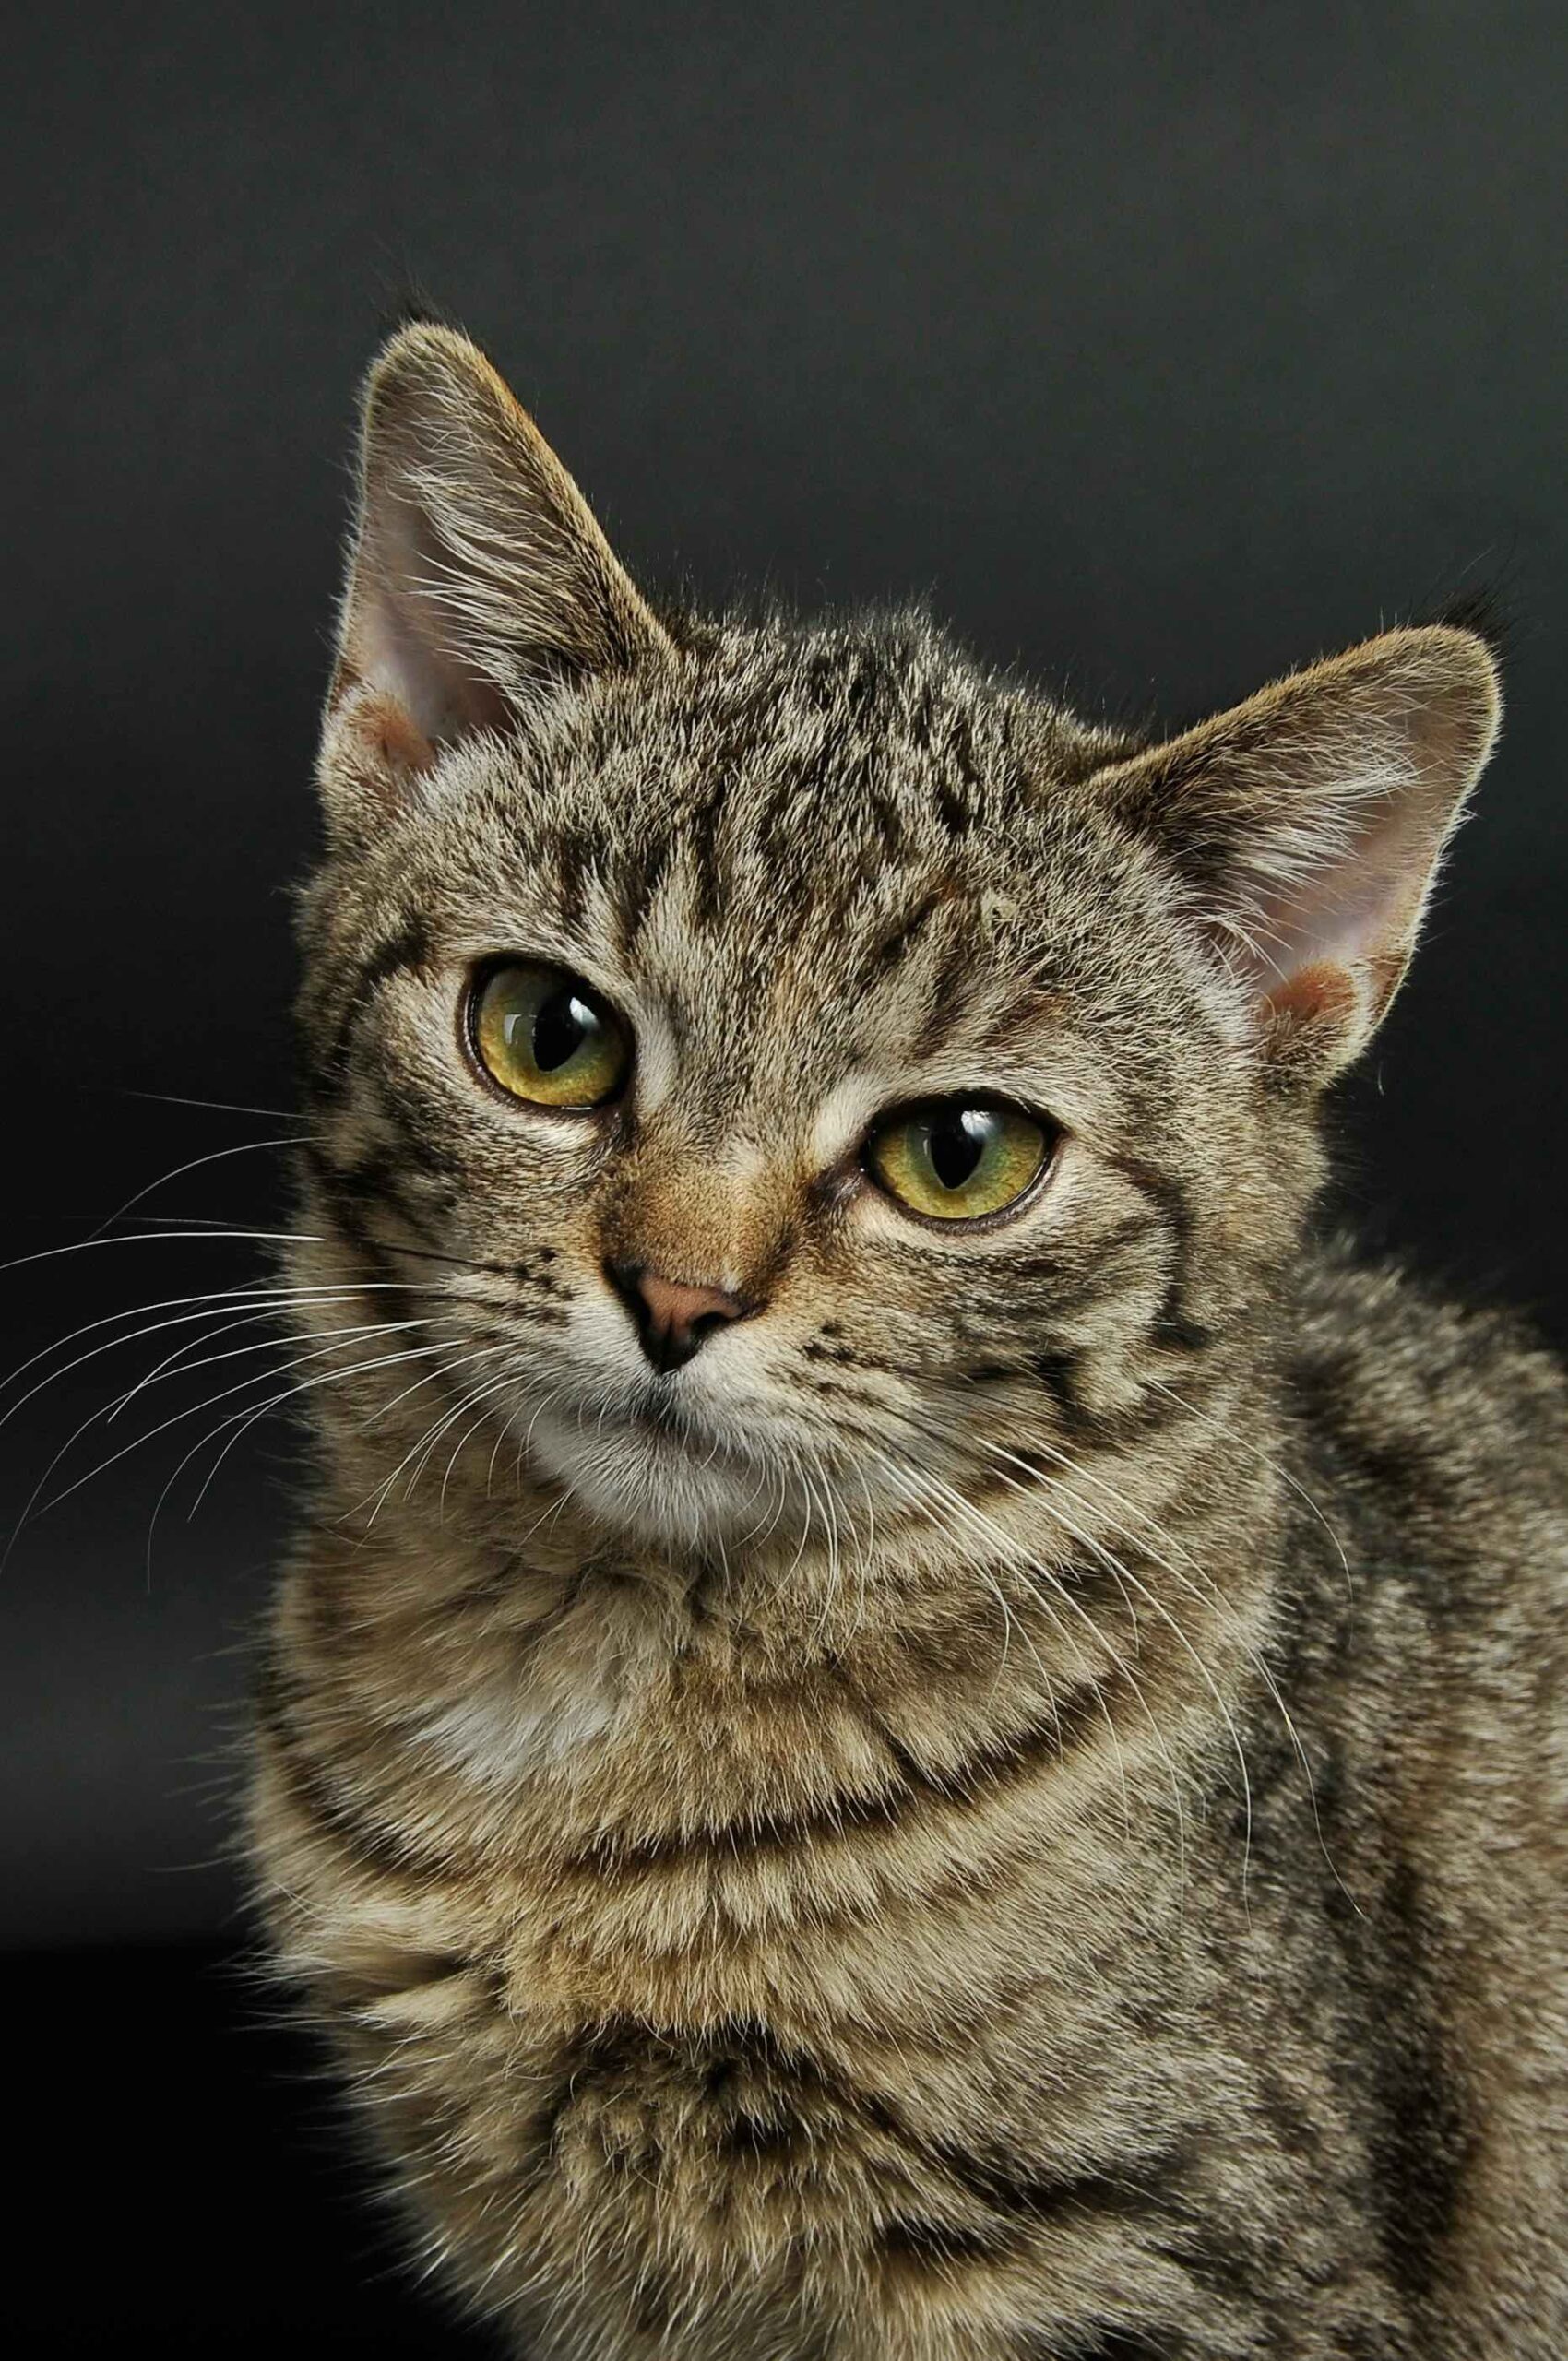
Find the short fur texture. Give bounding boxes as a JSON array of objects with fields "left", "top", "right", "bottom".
[{"left": 250, "top": 326, "right": 1568, "bottom": 2358}]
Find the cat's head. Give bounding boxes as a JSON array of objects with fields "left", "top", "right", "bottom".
[{"left": 295, "top": 325, "right": 1499, "bottom": 1548}]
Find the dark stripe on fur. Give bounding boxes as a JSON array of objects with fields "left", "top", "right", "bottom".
[
  {"left": 878, "top": 2213, "right": 1013, "bottom": 2268},
  {"left": 324, "top": 917, "right": 432, "bottom": 1080},
  {"left": 859, "top": 886, "right": 952, "bottom": 992},
  {"left": 307, "top": 1141, "right": 450, "bottom": 1249},
  {"left": 1106, "top": 1155, "right": 1217, "bottom": 1354},
  {"left": 254, "top": 1666, "right": 448, "bottom": 1887},
  {"left": 530, "top": 2010, "right": 1180, "bottom": 2256},
  {"left": 572, "top": 1671, "right": 1114, "bottom": 1874},
  {"left": 1356, "top": 1857, "right": 1468, "bottom": 2298}
]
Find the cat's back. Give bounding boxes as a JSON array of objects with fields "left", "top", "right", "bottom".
[
  {"left": 1282, "top": 1241, "right": 1567, "bottom": 1879},
  {"left": 1277, "top": 1248, "right": 1568, "bottom": 2351},
  {"left": 1281, "top": 1242, "right": 1567, "bottom": 1797}
]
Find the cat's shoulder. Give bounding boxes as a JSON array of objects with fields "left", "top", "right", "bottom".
[{"left": 1285, "top": 1240, "right": 1568, "bottom": 1536}]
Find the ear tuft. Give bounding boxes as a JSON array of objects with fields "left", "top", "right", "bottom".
[
  {"left": 1094, "top": 625, "right": 1502, "bottom": 1083},
  {"left": 375, "top": 284, "right": 460, "bottom": 339},
  {"left": 319, "top": 325, "right": 673, "bottom": 841}
]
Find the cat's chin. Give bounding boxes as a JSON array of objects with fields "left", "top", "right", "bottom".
[{"left": 520, "top": 1396, "right": 786, "bottom": 1546}]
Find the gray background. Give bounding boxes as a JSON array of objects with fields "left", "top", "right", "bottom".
[{"left": 5, "top": 2, "right": 1564, "bottom": 1963}]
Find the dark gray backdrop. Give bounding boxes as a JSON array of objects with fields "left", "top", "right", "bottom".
[{"left": 5, "top": 3, "right": 1565, "bottom": 1953}]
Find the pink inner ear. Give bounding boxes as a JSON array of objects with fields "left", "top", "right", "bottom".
[
  {"left": 1098, "top": 625, "right": 1499, "bottom": 1079},
  {"left": 351, "top": 684, "right": 437, "bottom": 777},
  {"left": 350, "top": 486, "right": 517, "bottom": 750},
  {"left": 1193, "top": 734, "right": 1462, "bottom": 1079},
  {"left": 1241, "top": 767, "right": 1438, "bottom": 997},
  {"left": 1261, "top": 958, "right": 1361, "bottom": 1039}
]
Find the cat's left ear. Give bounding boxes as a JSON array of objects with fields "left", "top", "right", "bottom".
[
  {"left": 1091, "top": 626, "right": 1502, "bottom": 1082},
  {"left": 320, "top": 322, "right": 674, "bottom": 838}
]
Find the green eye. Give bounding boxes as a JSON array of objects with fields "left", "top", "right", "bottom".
[
  {"left": 471, "top": 961, "right": 630, "bottom": 1109},
  {"left": 867, "top": 1101, "right": 1051, "bottom": 1222}
]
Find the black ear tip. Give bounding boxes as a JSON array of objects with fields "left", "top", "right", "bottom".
[
  {"left": 364, "top": 284, "right": 477, "bottom": 391},
  {"left": 374, "top": 281, "right": 462, "bottom": 341},
  {"left": 362, "top": 308, "right": 500, "bottom": 412},
  {"left": 1413, "top": 577, "right": 1519, "bottom": 669}
]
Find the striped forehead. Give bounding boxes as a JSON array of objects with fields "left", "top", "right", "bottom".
[
  {"left": 578, "top": 823, "right": 1043, "bottom": 1145},
  {"left": 394, "top": 632, "right": 1100, "bottom": 1131}
]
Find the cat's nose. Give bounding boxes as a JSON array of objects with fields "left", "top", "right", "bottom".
[{"left": 604, "top": 1261, "right": 749, "bottom": 1374}]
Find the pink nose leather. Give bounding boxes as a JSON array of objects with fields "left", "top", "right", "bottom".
[{"left": 605, "top": 1262, "right": 747, "bottom": 1372}]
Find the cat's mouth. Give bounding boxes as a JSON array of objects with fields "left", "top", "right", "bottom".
[
  {"left": 626, "top": 1388, "right": 696, "bottom": 1440},
  {"left": 625, "top": 1385, "right": 769, "bottom": 1475}
]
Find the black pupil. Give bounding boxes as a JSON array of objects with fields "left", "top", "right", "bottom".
[
  {"left": 928, "top": 1108, "right": 992, "bottom": 1191},
  {"left": 531, "top": 987, "right": 594, "bottom": 1072}
]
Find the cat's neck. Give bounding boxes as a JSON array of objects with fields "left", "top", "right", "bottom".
[{"left": 297, "top": 1356, "right": 1284, "bottom": 1826}]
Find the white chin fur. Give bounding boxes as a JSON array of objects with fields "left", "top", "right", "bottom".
[{"left": 523, "top": 1400, "right": 784, "bottom": 1544}]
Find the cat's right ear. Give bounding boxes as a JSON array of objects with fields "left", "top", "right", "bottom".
[
  {"left": 1089, "top": 626, "right": 1502, "bottom": 1085},
  {"left": 318, "top": 323, "right": 673, "bottom": 843}
]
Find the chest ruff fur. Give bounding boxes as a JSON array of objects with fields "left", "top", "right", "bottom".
[{"left": 250, "top": 1516, "right": 1280, "bottom": 2359}]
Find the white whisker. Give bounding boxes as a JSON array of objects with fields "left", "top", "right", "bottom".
[
  {"left": 0, "top": 1226, "right": 327, "bottom": 1276},
  {"left": 84, "top": 1134, "right": 313, "bottom": 1242}
]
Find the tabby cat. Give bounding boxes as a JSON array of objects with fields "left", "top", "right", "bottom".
[{"left": 250, "top": 322, "right": 1568, "bottom": 2358}]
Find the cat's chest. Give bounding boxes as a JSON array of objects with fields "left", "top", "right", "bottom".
[
  {"left": 415, "top": 1652, "right": 624, "bottom": 1786},
  {"left": 267, "top": 1560, "right": 1187, "bottom": 2351},
  {"left": 339, "top": 1652, "right": 1164, "bottom": 2361},
  {"left": 382, "top": 1601, "right": 963, "bottom": 2023},
  {"left": 405, "top": 1583, "right": 899, "bottom": 1848},
  {"left": 292, "top": 1538, "right": 1133, "bottom": 2078},
  {"left": 379, "top": 1611, "right": 1102, "bottom": 2076}
]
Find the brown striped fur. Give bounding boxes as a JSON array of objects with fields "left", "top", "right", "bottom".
[{"left": 250, "top": 325, "right": 1568, "bottom": 2357}]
